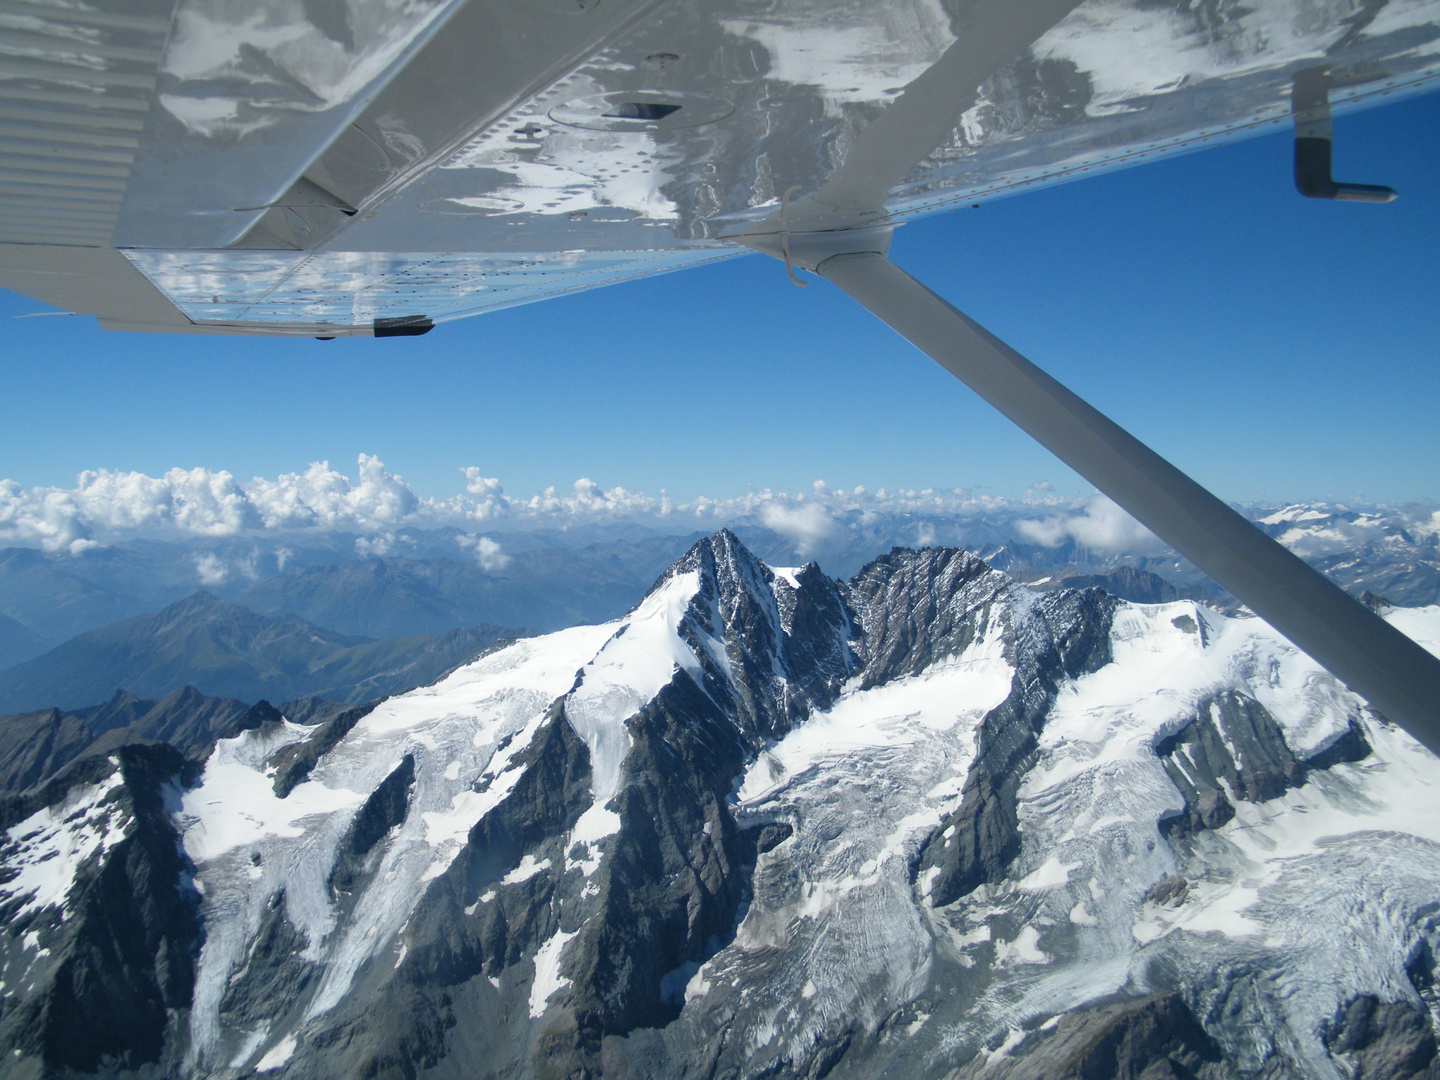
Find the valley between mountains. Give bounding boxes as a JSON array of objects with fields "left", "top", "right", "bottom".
[{"left": 2, "top": 531, "right": 1439, "bottom": 1079}]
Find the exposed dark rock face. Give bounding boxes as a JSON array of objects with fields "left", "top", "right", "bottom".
[
  {"left": 1146, "top": 876, "right": 1190, "bottom": 907},
  {"left": 85, "top": 683, "right": 251, "bottom": 758},
  {"left": 298, "top": 530, "right": 858, "bottom": 1079},
  {"left": 0, "top": 530, "right": 1422, "bottom": 1080},
  {"left": 949, "top": 992, "right": 1225, "bottom": 1079},
  {"left": 277, "top": 695, "right": 353, "bottom": 726},
  {"left": 330, "top": 752, "right": 417, "bottom": 899},
  {"left": 314, "top": 703, "right": 593, "bottom": 1078},
  {"left": 1323, "top": 995, "right": 1440, "bottom": 1079},
  {"left": 1030, "top": 565, "right": 1190, "bottom": 606},
  {"left": 771, "top": 562, "right": 858, "bottom": 709},
  {"left": 226, "top": 698, "right": 286, "bottom": 738},
  {"left": 0, "top": 707, "right": 94, "bottom": 793},
  {"left": 270, "top": 699, "right": 382, "bottom": 796},
  {"left": 1157, "top": 690, "right": 1370, "bottom": 837},
  {"left": 0, "top": 744, "right": 201, "bottom": 1073},
  {"left": 220, "top": 888, "right": 320, "bottom": 1029},
  {"left": 845, "top": 547, "right": 1010, "bottom": 689},
  {"left": 72, "top": 688, "right": 158, "bottom": 735},
  {"left": 0, "top": 686, "right": 256, "bottom": 796},
  {"left": 864, "top": 548, "right": 1119, "bottom": 906},
  {"left": 1305, "top": 718, "right": 1373, "bottom": 771}
]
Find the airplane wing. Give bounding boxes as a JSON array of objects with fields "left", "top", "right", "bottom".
[
  {"left": 1, "top": 0, "right": 1436, "bottom": 335},
  {"left": 4, "top": 0, "right": 1439, "bottom": 746}
]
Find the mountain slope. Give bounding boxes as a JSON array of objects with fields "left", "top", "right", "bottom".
[
  {"left": 0, "top": 592, "right": 522, "bottom": 712},
  {"left": 0, "top": 687, "right": 271, "bottom": 797},
  {"left": 2, "top": 531, "right": 1439, "bottom": 1079},
  {"left": 0, "top": 612, "right": 48, "bottom": 671}
]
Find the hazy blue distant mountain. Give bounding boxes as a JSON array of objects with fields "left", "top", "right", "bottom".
[
  {"left": 239, "top": 540, "right": 698, "bottom": 636},
  {"left": 0, "top": 531, "right": 700, "bottom": 642},
  {"left": 0, "top": 611, "right": 48, "bottom": 670},
  {"left": 0, "top": 592, "right": 523, "bottom": 713},
  {"left": 0, "top": 503, "right": 1433, "bottom": 652}
]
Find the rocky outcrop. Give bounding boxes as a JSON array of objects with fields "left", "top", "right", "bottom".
[
  {"left": 949, "top": 992, "right": 1225, "bottom": 1079},
  {"left": 1157, "top": 690, "right": 1370, "bottom": 837},
  {"left": 845, "top": 547, "right": 1011, "bottom": 689},
  {"left": 311, "top": 703, "right": 594, "bottom": 1078},
  {"left": 1323, "top": 995, "right": 1440, "bottom": 1079},
  {"left": 219, "top": 888, "right": 319, "bottom": 1029},
  {"left": 0, "top": 744, "right": 201, "bottom": 1073},
  {"left": 270, "top": 699, "right": 382, "bottom": 796},
  {"left": 330, "top": 752, "right": 416, "bottom": 899},
  {"left": 0, "top": 707, "right": 94, "bottom": 794},
  {"left": 875, "top": 551, "right": 1118, "bottom": 906},
  {"left": 0, "top": 530, "right": 1428, "bottom": 1080},
  {"left": 0, "top": 686, "right": 259, "bottom": 796}
]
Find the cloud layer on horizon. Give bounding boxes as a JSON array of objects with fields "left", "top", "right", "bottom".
[
  {"left": 0, "top": 455, "right": 1071, "bottom": 555},
  {"left": 7, "top": 455, "right": 1427, "bottom": 564}
]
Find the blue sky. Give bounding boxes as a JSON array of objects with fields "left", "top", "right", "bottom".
[{"left": 2, "top": 90, "right": 1437, "bottom": 507}]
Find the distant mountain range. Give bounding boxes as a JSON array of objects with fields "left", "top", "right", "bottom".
[
  {"left": 0, "top": 592, "right": 523, "bottom": 714},
  {"left": 234, "top": 543, "right": 688, "bottom": 638},
  {"left": 0, "top": 502, "right": 1434, "bottom": 680},
  {"left": 0, "top": 528, "right": 698, "bottom": 656}
]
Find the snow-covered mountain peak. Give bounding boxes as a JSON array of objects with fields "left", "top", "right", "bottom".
[{"left": 4, "top": 533, "right": 1440, "bottom": 1080}]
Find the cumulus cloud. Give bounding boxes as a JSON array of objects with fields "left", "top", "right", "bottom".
[
  {"left": 457, "top": 534, "right": 511, "bottom": 572},
  {"left": 247, "top": 454, "right": 418, "bottom": 532},
  {"left": 460, "top": 468, "right": 506, "bottom": 520},
  {"left": 354, "top": 532, "right": 397, "bottom": 558},
  {"left": 194, "top": 552, "right": 229, "bottom": 586},
  {"left": 1, "top": 454, "right": 1160, "bottom": 560},
  {"left": 759, "top": 500, "right": 836, "bottom": 558},
  {"left": 0, "top": 453, "right": 1052, "bottom": 557},
  {"left": 0, "top": 455, "right": 427, "bottom": 553},
  {"left": 191, "top": 549, "right": 262, "bottom": 586},
  {"left": 1016, "top": 495, "right": 1163, "bottom": 554}
]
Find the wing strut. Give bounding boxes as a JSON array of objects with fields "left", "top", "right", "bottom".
[{"left": 813, "top": 249, "right": 1440, "bottom": 752}]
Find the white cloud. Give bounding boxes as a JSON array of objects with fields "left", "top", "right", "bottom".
[
  {"left": 194, "top": 552, "right": 229, "bottom": 586},
  {"left": 192, "top": 549, "right": 262, "bottom": 586},
  {"left": 15, "top": 455, "right": 1406, "bottom": 571},
  {"left": 0, "top": 455, "right": 427, "bottom": 553},
  {"left": 457, "top": 534, "right": 511, "bottom": 572},
  {"left": 460, "top": 467, "right": 506, "bottom": 520},
  {"left": 247, "top": 453, "right": 419, "bottom": 532},
  {"left": 1016, "top": 495, "right": 1163, "bottom": 554},
  {"left": 355, "top": 532, "right": 397, "bottom": 558},
  {"left": 759, "top": 500, "right": 836, "bottom": 558},
  {"left": 0, "top": 456, "right": 1075, "bottom": 556}
]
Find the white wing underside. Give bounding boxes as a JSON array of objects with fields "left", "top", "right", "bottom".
[{"left": 1, "top": 0, "right": 1438, "bottom": 334}]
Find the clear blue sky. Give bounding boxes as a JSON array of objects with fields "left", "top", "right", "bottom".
[{"left": 2, "top": 90, "right": 1436, "bottom": 506}]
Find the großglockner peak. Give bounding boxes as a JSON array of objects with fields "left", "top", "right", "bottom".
[{"left": 2, "top": 530, "right": 1440, "bottom": 1079}]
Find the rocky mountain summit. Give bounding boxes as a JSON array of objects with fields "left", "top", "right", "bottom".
[{"left": 2, "top": 531, "right": 1439, "bottom": 1079}]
